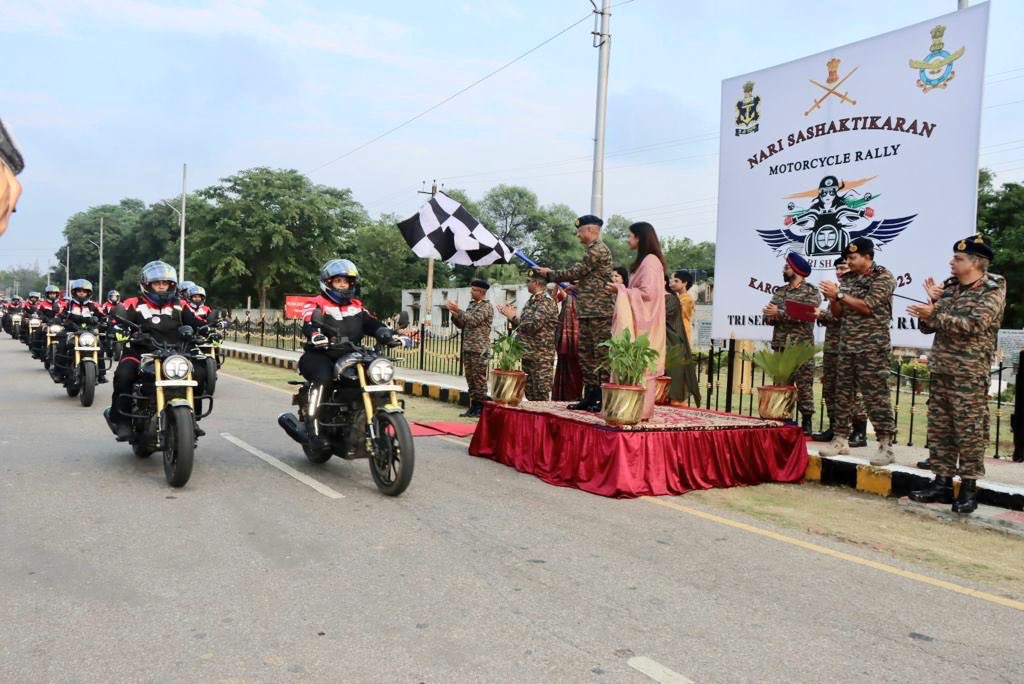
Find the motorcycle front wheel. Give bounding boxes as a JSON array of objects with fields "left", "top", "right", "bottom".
[
  {"left": 163, "top": 405, "right": 195, "bottom": 487},
  {"left": 79, "top": 363, "right": 96, "bottom": 407},
  {"left": 204, "top": 357, "right": 218, "bottom": 396},
  {"left": 368, "top": 411, "right": 414, "bottom": 496}
]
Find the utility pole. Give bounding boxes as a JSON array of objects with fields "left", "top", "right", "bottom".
[
  {"left": 590, "top": 0, "right": 612, "bottom": 217},
  {"left": 416, "top": 180, "right": 440, "bottom": 327},
  {"left": 65, "top": 244, "right": 71, "bottom": 294},
  {"left": 958, "top": 0, "right": 968, "bottom": 9},
  {"left": 179, "top": 163, "right": 187, "bottom": 281},
  {"left": 98, "top": 217, "right": 104, "bottom": 300}
]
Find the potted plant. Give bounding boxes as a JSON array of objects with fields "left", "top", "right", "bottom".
[
  {"left": 748, "top": 342, "right": 820, "bottom": 420},
  {"left": 488, "top": 332, "right": 528, "bottom": 405},
  {"left": 599, "top": 329, "right": 660, "bottom": 426}
]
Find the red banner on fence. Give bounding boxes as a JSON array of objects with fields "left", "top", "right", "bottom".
[{"left": 284, "top": 294, "right": 316, "bottom": 319}]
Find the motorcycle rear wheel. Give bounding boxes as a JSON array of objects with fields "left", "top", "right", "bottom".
[
  {"left": 163, "top": 405, "right": 195, "bottom": 487},
  {"left": 368, "top": 411, "right": 414, "bottom": 496}
]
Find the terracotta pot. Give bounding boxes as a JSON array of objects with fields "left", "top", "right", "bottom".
[
  {"left": 756, "top": 385, "right": 797, "bottom": 420},
  {"left": 654, "top": 375, "right": 672, "bottom": 405},
  {"left": 491, "top": 369, "right": 527, "bottom": 406},
  {"left": 601, "top": 383, "right": 646, "bottom": 426}
]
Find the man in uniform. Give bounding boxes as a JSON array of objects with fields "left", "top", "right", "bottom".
[
  {"left": 763, "top": 252, "right": 821, "bottom": 434},
  {"left": 814, "top": 255, "right": 867, "bottom": 446},
  {"left": 819, "top": 237, "right": 898, "bottom": 464},
  {"left": 534, "top": 214, "right": 615, "bottom": 412},
  {"left": 907, "top": 235, "right": 1006, "bottom": 514},
  {"left": 448, "top": 278, "right": 495, "bottom": 418},
  {"left": 498, "top": 274, "right": 558, "bottom": 401}
]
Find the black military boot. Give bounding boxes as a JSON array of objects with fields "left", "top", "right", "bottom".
[
  {"left": 801, "top": 413, "right": 814, "bottom": 436},
  {"left": 587, "top": 386, "right": 603, "bottom": 413},
  {"left": 909, "top": 475, "right": 954, "bottom": 504},
  {"left": 952, "top": 478, "right": 979, "bottom": 514},
  {"left": 459, "top": 400, "right": 483, "bottom": 418},
  {"left": 848, "top": 418, "right": 868, "bottom": 448},
  {"left": 916, "top": 457, "right": 932, "bottom": 470},
  {"left": 568, "top": 386, "right": 594, "bottom": 411}
]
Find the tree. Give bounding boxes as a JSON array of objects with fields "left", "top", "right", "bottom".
[
  {"left": 0, "top": 264, "right": 46, "bottom": 295},
  {"left": 480, "top": 184, "right": 540, "bottom": 251},
  {"left": 55, "top": 199, "right": 147, "bottom": 293},
  {"left": 977, "top": 168, "right": 1024, "bottom": 329},
  {"left": 530, "top": 203, "right": 584, "bottom": 270},
  {"left": 188, "top": 168, "right": 367, "bottom": 312}
]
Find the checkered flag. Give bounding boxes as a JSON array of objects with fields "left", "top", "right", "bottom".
[{"left": 397, "top": 192, "right": 514, "bottom": 266}]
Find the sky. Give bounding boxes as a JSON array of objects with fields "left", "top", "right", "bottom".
[{"left": 1, "top": 0, "right": 1022, "bottom": 272}]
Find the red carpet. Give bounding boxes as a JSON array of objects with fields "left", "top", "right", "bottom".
[
  {"left": 468, "top": 402, "right": 808, "bottom": 498},
  {"left": 411, "top": 421, "right": 479, "bottom": 438},
  {"left": 410, "top": 423, "right": 446, "bottom": 437}
]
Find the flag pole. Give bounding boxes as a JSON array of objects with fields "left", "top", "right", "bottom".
[{"left": 417, "top": 181, "right": 439, "bottom": 327}]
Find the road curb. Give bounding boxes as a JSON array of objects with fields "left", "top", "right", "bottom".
[
  {"left": 219, "top": 345, "right": 472, "bottom": 407},
  {"left": 806, "top": 452, "right": 1024, "bottom": 511}
]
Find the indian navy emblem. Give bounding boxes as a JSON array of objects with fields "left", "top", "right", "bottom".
[
  {"left": 735, "top": 81, "right": 761, "bottom": 136},
  {"left": 908, "top": 25, "right": 965, "bottom": 93}
]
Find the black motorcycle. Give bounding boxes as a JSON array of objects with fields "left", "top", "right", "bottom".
[
  {"left": 194, "top": 325, "right": 226, "bottom": 396},
  {"left": 104, "top": 322, "right": 213, "bottom": 487},
  {"left": 49, "top": 319, "right": 105, "bottom": 407},
  {"left": 278, "top": 337, "right": 414, "bottom": 496}
]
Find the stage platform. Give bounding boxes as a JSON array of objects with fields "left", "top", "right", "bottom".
[{"left": 468, "top": 401, "right": 809, "bottom": 498}]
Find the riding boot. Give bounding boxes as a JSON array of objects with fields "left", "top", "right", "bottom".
[
  {"left": 909, "top": 475, "right": 954, "bottom": 504},
  {"left": 568, "top": 386, "right": 594, "bottom": 411},
  {"left": 952, "top": 478, "right": 979, "bottom": 514},
  {"left": 801, "top": 413, "right": 814, "bottom": 436},
  {"left": 848, "top": 418, "right": 868, "bottom": 448}
]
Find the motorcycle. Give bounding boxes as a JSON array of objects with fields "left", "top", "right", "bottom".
[
  {"left": 278, "top": 336, "right": 414, "bottom": 497},
  {"left": 50, "top": 319, "right": 104, "bottom": 407},
  {"left": 43, "top": 321, "right": 63, "bottom": 370},
  {"left": 21, "top": 312, "right": 41, "bottom": 346},
  {"left": 8, "top": 310, "right": 23, "bottom": 339},
  {"left": 194, "top": 327, "right": 225, "bottom": 396},
  {"left": 104, "top": 322, "right": 213, "bottom": 487}
]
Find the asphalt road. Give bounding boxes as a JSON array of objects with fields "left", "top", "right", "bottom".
[{"left": 1, "top": 337, "right": 1022, "bottom": 684}]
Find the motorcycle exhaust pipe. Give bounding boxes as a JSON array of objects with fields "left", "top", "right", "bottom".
[{"left": 277, "top": 412, "right": 309, "bottom": 444}]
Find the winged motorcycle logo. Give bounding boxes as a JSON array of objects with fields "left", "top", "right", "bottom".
[
  {"left": 908, "top": 25, "right": 964, "bottom": 93},
  {"left": 756, "top": 176, "right": 915, "bottom": 266},
  {"left": 735, "top": 81, "right": 761, "bottom": 136}
]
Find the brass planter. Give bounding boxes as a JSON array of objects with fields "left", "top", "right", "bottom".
[
  {"left": 491, "top": 369, "right": 527, "bottom": 406},
  {"left": 757, "top": 385, "right": 797, "bottom": 420},
  {"left": 654, "top": 375, "right": 672, "bottom": 405},
  {"left": 601, "top": 383, "right": 646, "bottom": 427}
]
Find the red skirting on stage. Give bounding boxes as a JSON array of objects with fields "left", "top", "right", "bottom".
[{"left": 468, "top": 402, "right": 808, "bottom": 498}]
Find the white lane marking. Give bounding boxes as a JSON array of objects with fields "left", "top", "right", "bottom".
[
  {"left": 221, "top": 433, "right": 344, "bottom": 499},
  {"left": 627, "top": 657, "right": 695, "bottom": 684}
]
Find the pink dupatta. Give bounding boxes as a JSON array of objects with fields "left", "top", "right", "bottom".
[{"left": 612, "top": 254, "right": 666, "bottom": 420}]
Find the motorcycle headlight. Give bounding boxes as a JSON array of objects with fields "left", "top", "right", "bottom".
[
  {"left": 367, "top": 358, "right": 395, "bottom": 384},
  {"left": 79, "top": 332, "right": 96, "bottom": 346},
  {"left": 163, "top": 355, "right": 192, "bottom": 380},
  {"left": 49, "top": 324, "right": 63, "bottom": 334}
]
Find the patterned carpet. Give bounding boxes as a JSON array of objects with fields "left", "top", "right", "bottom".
[{"left": 495, "top": 401, "right": 785, "bottom": 432}]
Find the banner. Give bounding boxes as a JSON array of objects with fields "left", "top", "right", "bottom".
[
  {"left": 284, "top": 294, "right": 316, "bottom": 320},
  {"left": 712, "top": 4, "right": 989, "bottom": 348}
]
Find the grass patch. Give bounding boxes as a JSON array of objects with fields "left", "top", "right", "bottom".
[
  {"left": 685, "top": 483, "right": 1024, "bottom": 596},
  {"left": 218, "top": 357, "right": 475, "bottom": 426}
]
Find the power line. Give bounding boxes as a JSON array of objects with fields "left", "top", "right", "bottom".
[{"left": 305, "top": 10, "right": 598, "bottom": 174}]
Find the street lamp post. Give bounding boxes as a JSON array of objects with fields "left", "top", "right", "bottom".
[{"left": 86, "top": 216, "right": 104, "bottom": 300}]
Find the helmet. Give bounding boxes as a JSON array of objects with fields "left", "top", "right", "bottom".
[
  {"left": 44, "top": 284, "right": 61, "bottom": 300},
  {"left": 187, "top": 285, "right": 207, "bottom": 306},
  {"left": 139, "top": 261, "right": 179, "bottom": 307},
  {"left": 11, "top": 295, "right": 21, "bottom": 304},
  {"left": 106, "top": 289, "right": 120, "bottom": 303},
  {"left": 28, "top": 291, "right": 40, "bottom": 302},
  {"left": 177, "top": 280, "right": 196, "bottom": 298},
  {"left": 69, "top": 278, "right": 93, "bottom": 303},
  {"left": 319, "top": 259, "right": 359, "bottom": 305}
]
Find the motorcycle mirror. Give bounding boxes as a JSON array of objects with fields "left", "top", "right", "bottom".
[{"left": 178, "top": 325, "right": 195, "bottom": 338}]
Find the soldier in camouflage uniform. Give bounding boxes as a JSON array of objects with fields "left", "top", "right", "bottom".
[
  {"left": 762, "top": 252, "right": 821, "bottom": 434},
  {"left": 449, "top": 278, "right": 495, "bottom": 418},
  {"left": 498, "top": 275, "right": 559, "bottom": 401},
  {"left": 814, "top": 255, "right": 867, "bottom": 446},
  {"left": 819, "top": 237, "right": 898, "bottom": 464},
  {"left": 908, "top": 235, "right": 1006, "bottom": 514},
  {"left": 535, "top": 214, "right": 616, "bottom": 412}
]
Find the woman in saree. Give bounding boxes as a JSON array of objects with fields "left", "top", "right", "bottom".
[{"left": 608, "top": 222, "right": 667, "bottom": 421}]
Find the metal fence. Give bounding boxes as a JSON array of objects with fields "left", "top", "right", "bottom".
[{"left": 224, "top": 317, "right": 1021, "bottom": 459}]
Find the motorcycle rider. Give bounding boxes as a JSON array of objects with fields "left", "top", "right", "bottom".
[
  {"left": 104, "top": 261, "right": 206, "bottom": 441},
  {"left": 30, "top": 284, "right": 64, "bottom": 357},
  {"left": 100, "top": 289, "right": 121, "bottom": 314},
  {"left": 54, "top": 279, "right": 107, "bottom": 382},
  {"left": 185, "top": 285, "right": 212, "bottom": 323},
  {"left": 177, "top": 280, "right": 196, "bottom": 306},
  {"left": 19, "top": 291, "right": 42, "bottom": 341},
  {"left": 23, "top": 291, "right": 40, "bottom": 311},
  {"left": 294, "top": 259, "right": 400, "bottom": 445}
]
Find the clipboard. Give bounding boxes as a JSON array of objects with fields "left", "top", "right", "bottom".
[{"left": 784, "top": 299, "right": 818, "bottom": 322}]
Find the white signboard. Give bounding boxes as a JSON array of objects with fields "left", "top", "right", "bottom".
[
  {"left": 712, "top": 4, "right": 989, "bottom": 348},
  {"left": 998, "top": 329, "right": 1024, "bottom": 367}
]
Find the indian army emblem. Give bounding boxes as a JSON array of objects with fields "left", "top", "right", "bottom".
[
  {"left": 734, "top": 81, "right": 761, "bottom": 136},
  {"left": 908, "top": 24, "right": 965, "bottom": 93},
  {"left": 806, "top": 57, "right": 857, "bottom": 116}
]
